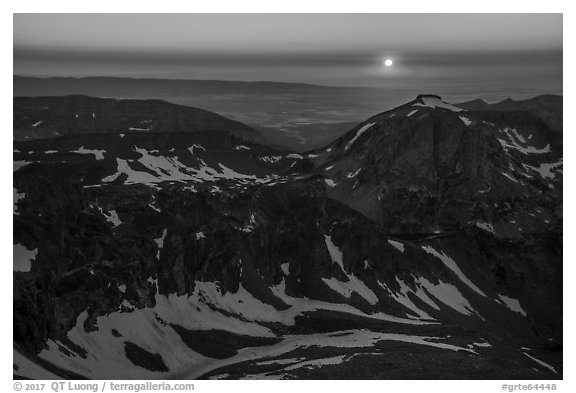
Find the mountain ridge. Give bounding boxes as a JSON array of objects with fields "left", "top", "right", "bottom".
[
  {"left": 455, "top": 94, "right": 562, "bottom": 132},
  {"left": 13, "top": 95, "right": 266, "bottom": 144}
]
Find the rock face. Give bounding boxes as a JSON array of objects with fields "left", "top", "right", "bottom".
[
  {"left": 13, "top": 95, "right": 266, "bottom": 143},
  {"left": 13, "top": 95, "right": 562, "bottom": 380},
  {"left": 309, "top": 95, "right": 562, "bottom": 236}
]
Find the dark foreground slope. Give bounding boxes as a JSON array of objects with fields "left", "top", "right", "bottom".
[{"left": 13, "top": 95, "right": 562, "bottom": 380}]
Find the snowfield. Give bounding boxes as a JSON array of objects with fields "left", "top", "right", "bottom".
[
  {"left": 36, "top": 279, "right": 469, "bottom": 379},
  {"left": 13, "top": 349, "right": 61, "bottom": 379},
  {"left": 101, "top": 147, "right": 273, "bottom": 186},
  {"left": 414, "top": 96, "right": 463, "bottom": 112},
  {"left": 72, "top": 146, "right": 106, "bottom": 160}
]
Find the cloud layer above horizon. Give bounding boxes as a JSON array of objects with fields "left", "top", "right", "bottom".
[{"left": 13, "top": 13, "right": 562, "bottom": 91}]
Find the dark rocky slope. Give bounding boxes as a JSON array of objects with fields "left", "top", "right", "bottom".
[{"left": 13, "top": 95, "right": 562, "bottom": 379}]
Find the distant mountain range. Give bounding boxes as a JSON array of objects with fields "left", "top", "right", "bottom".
[
  {"left": 14, "top": 93, "right": 562, "bottom": 379},
  {"left": 13, "top": 75, "right": 345, "bottom": 97}
]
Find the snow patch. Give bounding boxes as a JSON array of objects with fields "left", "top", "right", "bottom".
[
  {"left": 255, "top": 358, "right": 303, "bottom": 367},
  {"left": 378, "top": 279, "right": 433, "bottom": 320},
  {"left": 322, "top": 275, "right": 379, "bottom": 305},
  {"left": 502, "top": 172, "right": 520, "bottom": 183},
  {"left": 322, "top": 236, "right": 378, "bottom": 305},
  {"left": 346, "top": 122, "right": 376, "bottom": 151},
  {"left": 417, "top": 277, "right": 476, "bottom": 316},
  {"left": 13, "top": 188, "right": 25, "bottom": 215},
  {"left": 101, "top": 209, "right": 122, "bottom": 227},
  {"left": 498, "top": 128, "right": 551, "bottom": 155},
  {"left": 188, "top": 144, "right": 206, "bottom": 155},
  {"left": 14, "top": 243, "right": 38, "bottom": 272},
  {"left": 459, "top": 116, "right": 472, "bottom": 126},
  {"left": 260, "top": 156, "right": 282, "bottom": 164},
  {"left": 103, "top": 148, "right": 262, "bottom": 185},
  {"left": 523, "top": 159, "right": 563, "bottom": 180},
  {"left": 498, "top": 294, "right": 527, "bottom": 316},
  {"left": 414, "top": 96, "right": 462, "bottom": 112},
  {"left": 14, "top": 161, "right": 31, "bottom": 172},
  {"left": 324, "top": 236, "right": 344, "bottom": 272},
  {"left": 509, "top": 128, "right": 526, "bottom": 143},
  {"left": 155, "top": 229, "right": 167, "bottom": 259},
  {"left": 148, "top": 202, "right": 161, "bottom": 213},
  {"left": 347, "top": 169, "right": 361, "bottom": 178},
  {"left": 476, "top": 222, "right": 495, "bottom": 233},
  {"left": 13, "top": 350, "right": 61, "bottom": 379},
  {"left": 284, "top": 355, "right": 347, "bottom": 371},
  {"left": 271, "top": 279, "right": 435, "bottom": 326},
  {"left": 522, "top": 353, "right": 558, "bottom": 374},
  {"left": 422, "top": 246, "right": 487, "bottom": 297},
  {"left": 388, "top": 240, "right": 405, "bottom": 252},
  {"left": 72, "top": 147, "right": 105, "bottom": 160}
]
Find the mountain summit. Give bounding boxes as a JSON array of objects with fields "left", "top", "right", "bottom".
[{"left": 305, "top": 95, "right": 561, "bottom": 234}]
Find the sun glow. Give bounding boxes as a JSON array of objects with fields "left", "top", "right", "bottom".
[{"left": 384, "top": 59, "right": 393, "bottom": 67}]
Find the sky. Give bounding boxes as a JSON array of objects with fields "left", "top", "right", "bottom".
[{"left": 13, "top": 13, "right": 562, "bottom": 92}]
